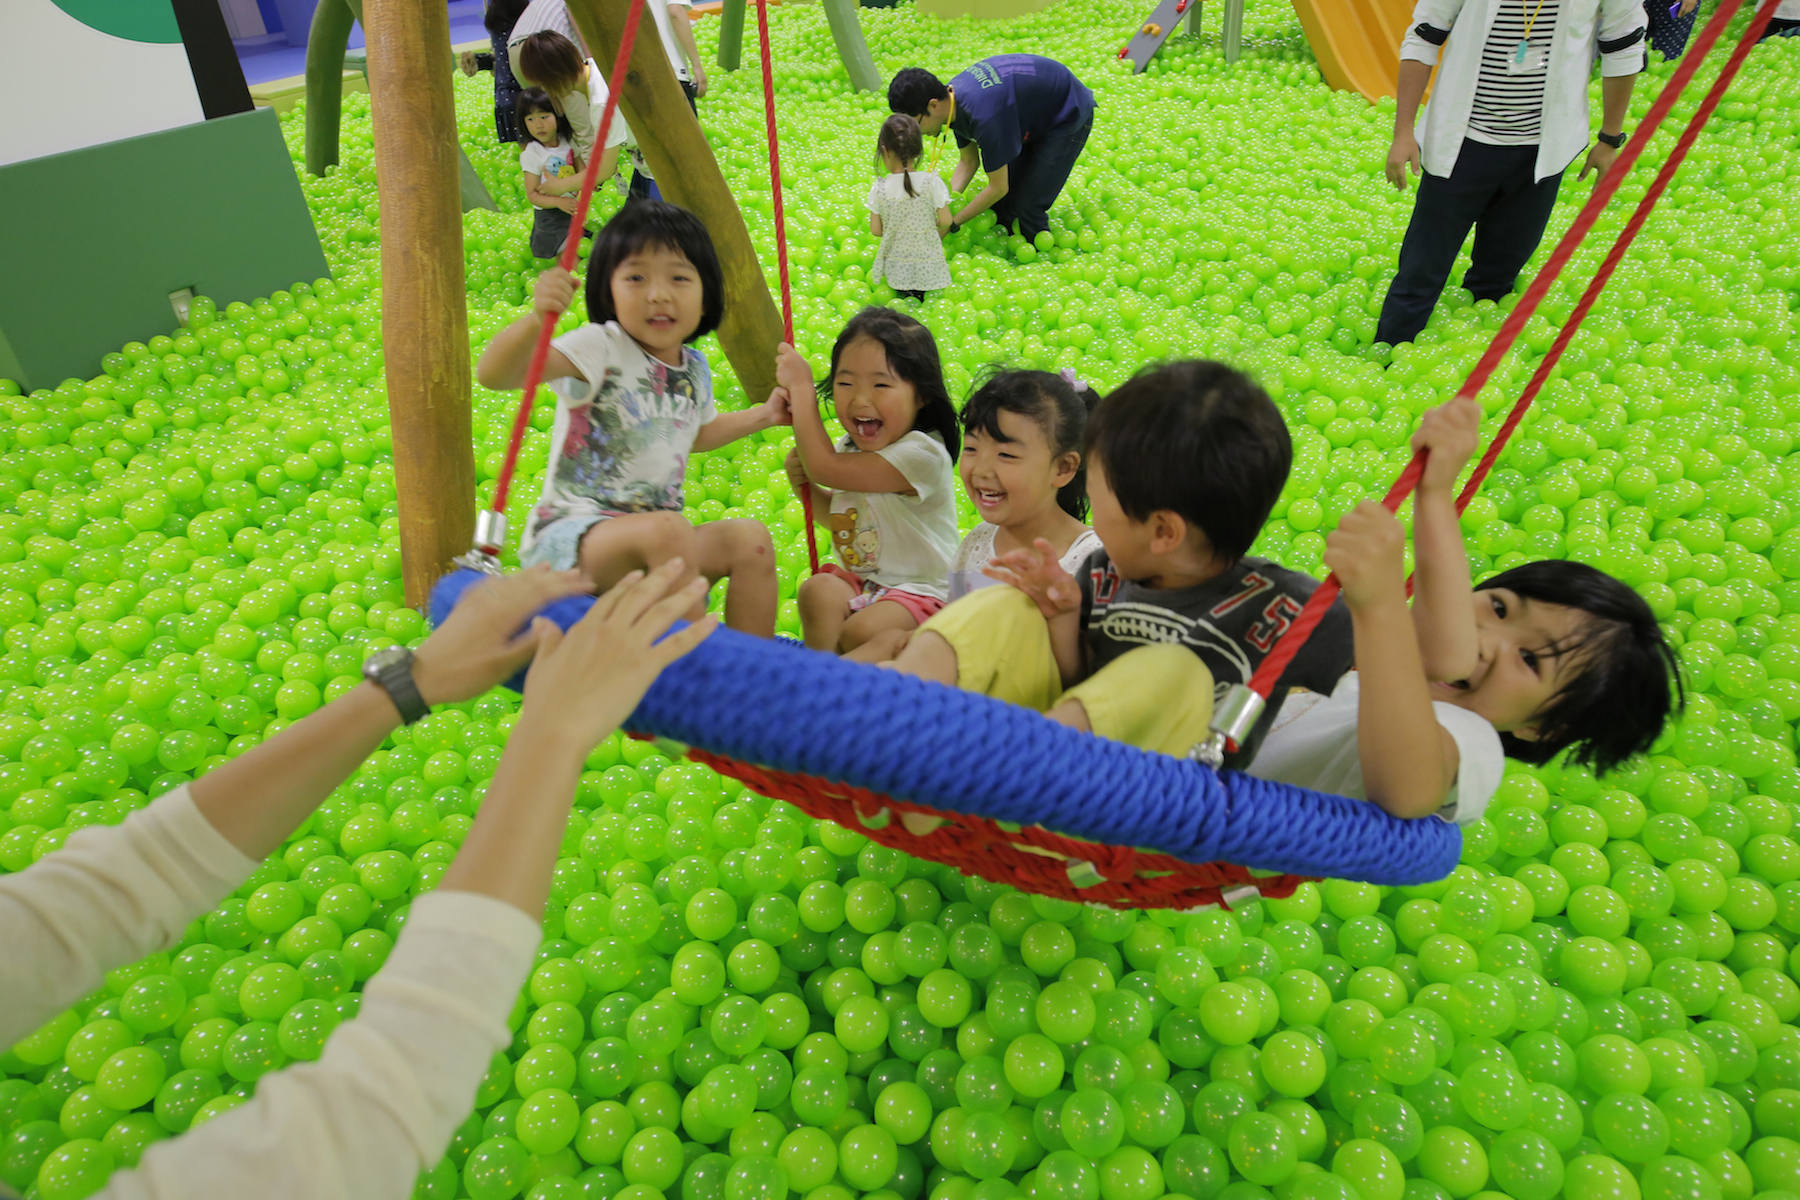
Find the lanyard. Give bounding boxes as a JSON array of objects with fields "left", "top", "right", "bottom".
[
  {"left": 1519, "top": 0, "right": 1551, "bottom": 41},
  {"left": 928, "top": 90, "right": 956, "bottom": 173}
]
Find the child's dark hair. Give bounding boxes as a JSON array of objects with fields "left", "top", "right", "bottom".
[
  {"left": 888, "top": 68, "right": 950, "bottom": 119},
  {"left": 1479, "top": 560, "right": 1683, "bottom": 775},
  {"left": 1085, "top": 360, "right": 1289, "bottom": 563},
  {"left": 962, "top": 367, "right": 1094, "bottom": 519},
  {"left": 826, "top": 308, "right": 959, "bottom": 463},
  {"left": 584, "top": 201, "right": 725, "bottom": 343},
  {"left": 514, "top": 87, "right": 572, "bottom": 149},
  {"left": 516, "top": 30, "right": 585, "bottom": 97},
  {"left": 877, "top": 115, "right": 926, "bottom": 197}
]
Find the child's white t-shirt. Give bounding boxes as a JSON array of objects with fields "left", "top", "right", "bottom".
[
  {"left": 948, "top": 522, "right": 1103, "bottom": 603},
  {"left": 520, "top": 137, "right": 577, "bottom": 189},
  {"left": 1248, "top": 671, "right": 1504, "bottom": 826},
  {"left": 522, "top": 322, "right": 715, "bottom": 553},
  {"left": 867, "top": 172, "right": 953, "bottom": 293},
  {"left": 561, "top": 60, "right": 631, "bottom": 162},
  {"left": 827, "top": 431, "right": 959, "bottom": 600}
]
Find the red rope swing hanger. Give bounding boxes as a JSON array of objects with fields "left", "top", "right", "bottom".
[{"left": 466, "top": 0, "right": 1779, "bottom": 907}]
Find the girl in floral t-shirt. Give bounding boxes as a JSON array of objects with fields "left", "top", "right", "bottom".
[{"left": 477, "top": 201, "right": 789, "bottom": 637}]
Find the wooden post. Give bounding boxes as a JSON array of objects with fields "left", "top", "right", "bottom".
[
  {"left": 364, "top": 0, "right": 478, "bottom": 607},
  {"left": 307, "top": 0, "right": 496, "bottom": 209},
  {"left": 567, "top": 0, "right": 786, "bottom": 406},
  {"left": 717, "top": 0, "right": 745, "bottom": 70},
  {"left": 822, "top": 0, "right": 880, "bottom": 93},
  {"left": 304, "top": 0, "right": 356, "bottom": 175}
]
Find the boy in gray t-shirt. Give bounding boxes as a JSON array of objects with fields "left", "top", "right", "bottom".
[{"left": 887, "top": 359, "right": 1351, "bottom": 767}]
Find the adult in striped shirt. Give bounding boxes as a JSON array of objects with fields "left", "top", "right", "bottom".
[{"left": 1374, "top": 0, "right": 1647, "bottom": 347}]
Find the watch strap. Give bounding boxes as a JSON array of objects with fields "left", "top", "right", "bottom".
[
  {"left": 371, "top": 651, "right": 429, "bottom": 725},
  {"left": 1597, "top": 130, "right": 1626, "bottom": 148}
]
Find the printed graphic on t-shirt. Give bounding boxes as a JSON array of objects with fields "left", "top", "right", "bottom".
[
  {"left": 1087, "top": 579, "right": 1254, "bottom": 682},
  {"left": 830, "top": 507, "right": 881, "bottom": 572},
  {"left": 1079, "top": 553, "right": 1352, "bottom": 766},
  {"left": 532, "top": 356, "right": 707, "bottom": 535}
]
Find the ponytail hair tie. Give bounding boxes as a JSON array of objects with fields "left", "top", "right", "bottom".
[{"left": 1060, "top": 367, "right": 1088, "bottom": 393}]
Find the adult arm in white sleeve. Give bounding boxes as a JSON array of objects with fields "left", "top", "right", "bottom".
[
  {"left": 0, "top": 786, "right": 255, "bottom": 1047},
  {"left": 102, "top": 890, "right": 537, "bottom": 1200},
  {"left": 100, "top": 564, "right": 718, "bottom": 1200},
  {"left": 1399, "top": 0, "right": 1466, "bottom": 65},
  {"left": 1597, "top": 0, "right": 1649, "bottom": 76},
  {"left": 0, "top": 568, "right": 586, "bottom": 1047}
]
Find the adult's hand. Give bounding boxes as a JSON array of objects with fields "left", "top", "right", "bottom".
[
  {"left": 693, "top": 66, "right": 709, "bottom": 97},
  {"left": 411, "top": 565, "right": 594, "bottom": 706},
  {"left": 518, "top": 562, "right": 716, "bottom": 754},
  {"left": 1578, "top": 140, "right": 1620, "bottom": 184},
  {"left": 1386, "top": 130, "right": 1422, "bottom": 190}
]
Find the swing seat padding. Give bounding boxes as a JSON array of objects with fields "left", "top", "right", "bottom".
[{"left": 431, "top": 568, "right": 1463, "bottom": 887}]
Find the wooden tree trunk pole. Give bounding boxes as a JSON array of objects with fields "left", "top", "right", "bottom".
[
  {"left": 567, "top": 0, "right": 785, "bottom": 405},
  {"left": 717, "top": 0, "right": 746, "bottom": 70},
  {"left": 303, "top": 0, "right": 357, "bottom": 175},
  {"left": 822, "top": 0, "right": 880, "bottom": 93},
  {"left": 364, "top": 0, "right": 477, "bottom": 607}
]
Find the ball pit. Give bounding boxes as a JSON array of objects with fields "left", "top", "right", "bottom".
[{"left": 4, "top": 1, "right": 1800, "bottom": 1198}]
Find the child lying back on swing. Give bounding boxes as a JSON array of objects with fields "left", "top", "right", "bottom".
[{"left": 1250, "top": 395, "right": 1684, "bottom": 823}]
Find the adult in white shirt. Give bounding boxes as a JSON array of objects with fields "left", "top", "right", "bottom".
[
  {"left": 517, "top": 32, "right": 630, "bottom": 185},
  {"left": 0, "top": 564, "right": 713, "bottom": 1200},
  {"left": 1374, "top": 0, "right": 1647, "bottom": 346},
  {"left": 505, "top": 0, "right": 708, "bottom": 201},
  {"left": 507, "top": 0, "right": 708, "bottom": 112}
]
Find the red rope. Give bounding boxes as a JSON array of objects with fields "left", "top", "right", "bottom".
[
  {"left": 1243, "top": 0, "right": 1770, "bottom": 706},
  {"left": 486, "top": 0, "right": 651, "bottom": 543},
  {"left": 753, "top": 0, "right": 819, "bottom": 573},
  {"left": 1454, "top": 0, "right": 1779, "bottom": 513}
]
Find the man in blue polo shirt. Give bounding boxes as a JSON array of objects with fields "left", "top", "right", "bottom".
[{"left": 888, "top": 56, "right": 1094, "bottom": 244}]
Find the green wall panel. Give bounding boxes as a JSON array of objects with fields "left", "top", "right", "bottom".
[
  {"left": 0, "top": 108, "right": 328, "bottom": 390},
  {"left": 50, "top": 0, "right": 183, "bottom": 42}
]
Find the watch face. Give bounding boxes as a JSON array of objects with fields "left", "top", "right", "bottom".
[{"left": 364, "top": 647, "right": 406, "bottom": 673}]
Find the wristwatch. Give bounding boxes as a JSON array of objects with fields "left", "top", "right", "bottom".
[
  {"left": 1596, "top": 130, "right": 1627, "bottom": 149},
  {"left": 363, "top": 646, "right": 429, "bottom": 724},
  {"left": 948, "top": 221, "right": 961, "bottom": 235}
]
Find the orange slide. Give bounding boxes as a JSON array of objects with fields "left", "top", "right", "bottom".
[{"left": 1289, "top": 0, "right": 1418, "bottom": 102}]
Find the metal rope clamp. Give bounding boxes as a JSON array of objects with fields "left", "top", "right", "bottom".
[
  {"left": 1189, "top": 684, "right": 1265, "bottom": 770},
  {"left": 454, "top": 511, "right": 509, "bottom": 576}
]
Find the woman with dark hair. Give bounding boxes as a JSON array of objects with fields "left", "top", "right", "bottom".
[{"left": 459, "top": 0, "right": 534, "bottom": 144}]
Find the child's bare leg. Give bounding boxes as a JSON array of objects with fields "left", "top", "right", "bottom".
[
  {"left": 694, "top": 518, "right": 776, "bottom": 637},
  {"left": 576, "top": 513, "right": 701, "bottom": 596},
  {"left": 843, "top": 628, "right": 912, "bottom": 665},
  {"left": 839, "top": 600, "right": 919, "bottom": 654},
  {"left": 797, "top": 572, "right": 857, "bottom": 650},
  {"left": 882, "top": 629, "right": 958, "bottom": 686},
  {"left": 1045, "top": 698, "right": 1092, "bottom": 734}
]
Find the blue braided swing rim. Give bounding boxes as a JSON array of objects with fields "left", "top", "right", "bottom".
[{"left": 431, "top": 568, "right": 1464, "bottom": 887}]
